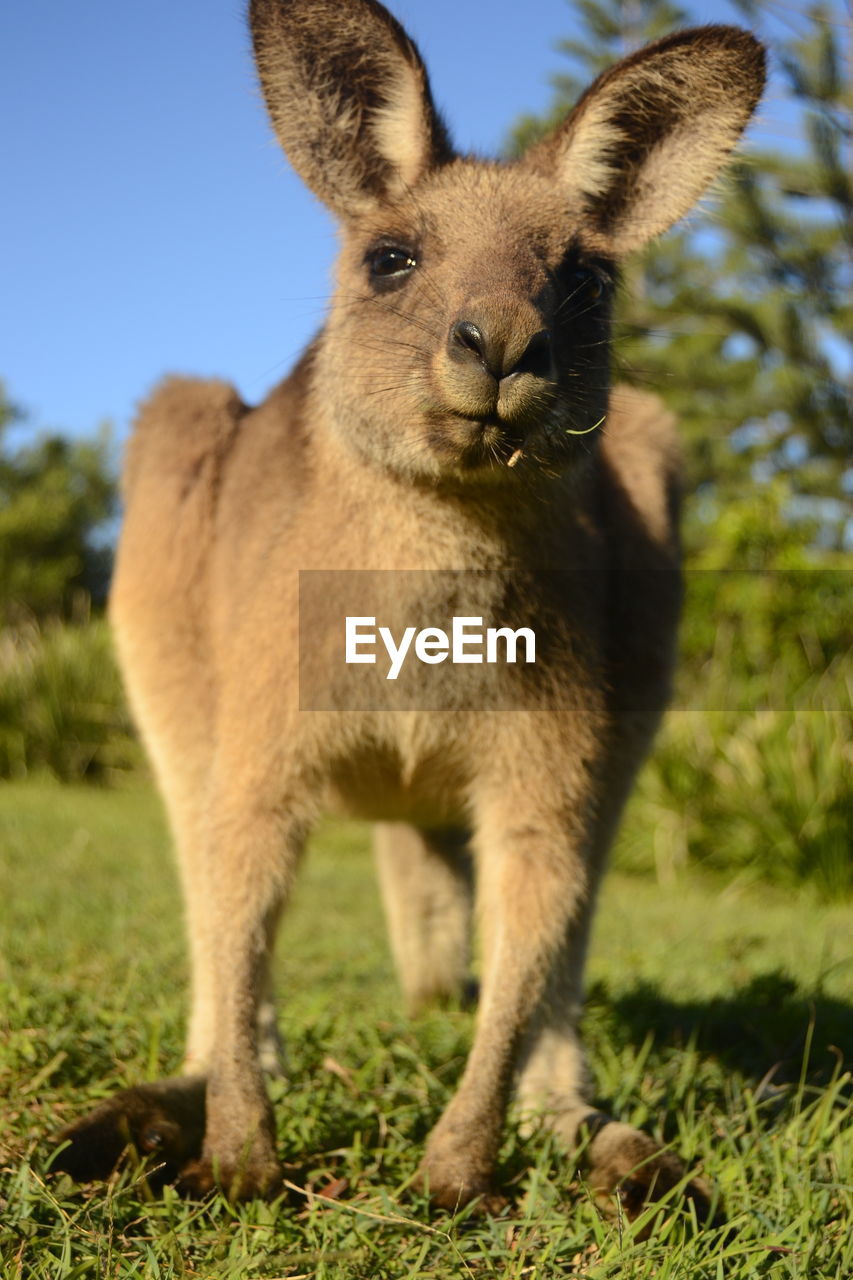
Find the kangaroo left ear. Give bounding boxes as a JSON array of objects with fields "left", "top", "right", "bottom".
[
  {"left": 249, "top": 0, "right": 454, "bottom": 219},
  {"left": 521, "top": 25, "right": 766, "bottom": 256}
]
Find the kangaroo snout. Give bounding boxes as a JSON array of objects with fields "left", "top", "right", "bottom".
[{"left": 439, "top": 303, "right": 560, "bottom": 451}]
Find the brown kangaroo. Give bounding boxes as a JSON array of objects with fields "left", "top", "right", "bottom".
[{"left": 55, "top": 0, "right": 765, "bottom": 1222}]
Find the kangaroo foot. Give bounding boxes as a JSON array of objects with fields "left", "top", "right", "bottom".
[{"left": 52, "top": 1077, "right": 207, "bottom": 1185}]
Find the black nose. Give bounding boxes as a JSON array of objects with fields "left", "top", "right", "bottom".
[
  {"left": 451, "top": 320, "right": 488, "bottom": 363},
  {"left": 512, "top": 328, "right": 552, "bottom": 379},
  {"left": 449, "top": 320, "right": 552, "bottom": 381}
]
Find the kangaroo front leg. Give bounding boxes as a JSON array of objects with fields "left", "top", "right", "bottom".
[
  {"left": 515, "top": 759, "right": 719, "bottom": 1227},
  {"left": 418, "top": 796, "right": 592, "bottom": 1209},
  {"left": 178, "top": 798, "right": 305, "bottom": 1200}
]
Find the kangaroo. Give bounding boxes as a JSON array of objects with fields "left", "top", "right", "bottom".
[{"left": 55, "top": 0, "right": 765, "bottom": 1222}]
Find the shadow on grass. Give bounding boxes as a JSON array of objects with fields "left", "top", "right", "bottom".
[{"left": 587, "top": 969, "right": 852, "bottom": 1082}]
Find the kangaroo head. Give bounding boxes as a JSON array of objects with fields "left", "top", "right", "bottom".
[{"left": 250, "top": 0, "right": 764, "bottom": 482}]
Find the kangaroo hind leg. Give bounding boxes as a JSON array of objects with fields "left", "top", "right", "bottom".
[{"left": 374, "top": 823, "right": 474, "bottom": 1015}]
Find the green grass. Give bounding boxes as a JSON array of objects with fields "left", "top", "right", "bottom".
[{"left": 1, "top": 781, "right": 851, "bottom": 1278}]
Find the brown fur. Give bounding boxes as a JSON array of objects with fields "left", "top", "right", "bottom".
[{"left": 54, "top": 0, "right": 764, "bottom": 1226}]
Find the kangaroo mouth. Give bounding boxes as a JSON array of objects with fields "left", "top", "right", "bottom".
[
  {"left": 444, "top": 408, "right": 601, "bottom": 475},
  {"left": 447, "top": 415, "right": 540, "bottom": 472},
  {"left": 482, "top": 418, "right": 530, "bottom": 465},
  {"left": 425, "top": 363, "right": 575, "bottom": 472},
  {"left": 424, "top": 383, "right": 601, "bottom": 475}
]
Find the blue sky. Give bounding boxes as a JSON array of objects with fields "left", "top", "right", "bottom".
[{"left": 2, "top": 0, "right": 800, "bottom": 449}]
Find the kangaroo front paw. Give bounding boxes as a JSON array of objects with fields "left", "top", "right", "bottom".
[
  {"left": 51, "top": 1077, "right": 207, "bottom": 1185},
  {"left": 414, "top": 1161, "right": 504, "bottom": 1213},
  {"left": 416, "top": 1123, "right": 504, "bottom": 1213},
  {"left": 177, "top": 1148, "right": 283, "bottom": 1202},
  {"left": 585, "top": 1119, "right": 722, "bottom": 1231}
]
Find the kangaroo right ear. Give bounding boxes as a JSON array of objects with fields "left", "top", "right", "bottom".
[
  {"left": 521, "top": 25, "right": 766, "bottom": 256},
  {"left": 249, "top": 0, "right": 453, "bottom": 218}
]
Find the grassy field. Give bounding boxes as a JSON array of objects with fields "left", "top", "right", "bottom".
[{"left": 1, "top": 780, "right": 851, "bottom": 1279}]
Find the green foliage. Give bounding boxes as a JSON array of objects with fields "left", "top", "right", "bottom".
[
  {"left": 620, "top": 691, "right": 852, "bottom": 899},
  {"left": 1, "top": 786, "right": 851, "bottom": 1278},
  {"left": 0, "top": 386, "right": 131, "bottom": 783},
  {"left": 615, "top": 483, "right": 853, "bottom": 899},
  {"left": 0, "top": 383, "right": 118, "bottom": 624},
  {"left": 0, "top": 618, "right": 142, "bottom": 783},
  {"left": 681, "top": 478, "right": 850, "bottom": 684}
]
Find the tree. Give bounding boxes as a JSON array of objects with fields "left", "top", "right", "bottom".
[
  {"left": 0, "top": 384, "right": 118, "bottom": 624},
  {"left": 725, "top": 0, "right": 852, "bottom": 542}
]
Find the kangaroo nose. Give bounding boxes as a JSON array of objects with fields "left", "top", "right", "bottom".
[
  {"left": 449, "top": 320, "right": 552, "bottom": 381},
  {"left": 451, "top": 320, "right": 490, "bottom": 366},
  {"left": 511, "top": 328, "right": 552, "bottom": 379}
]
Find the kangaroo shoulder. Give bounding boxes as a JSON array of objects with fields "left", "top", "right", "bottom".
[
  {"left": 123, "top": 376, "right": 247, "bottom": 502},
  {"left": 598, "top": 386, "right": 683, "bottom": 553}
]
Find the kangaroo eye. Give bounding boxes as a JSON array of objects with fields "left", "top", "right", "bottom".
[
  {"left": 571, "top": 268, "right": 607, "bottom": 301},
  {"left": 367, "top": 246, "right": 417, "bottom": 280}
]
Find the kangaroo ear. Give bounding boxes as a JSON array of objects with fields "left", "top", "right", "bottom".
[
  {"left": 522, "top": 26, "right": 766, "bottom": 256},
  {"left": 249, "top": 0, "right": 453, "bottom": 217}
]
